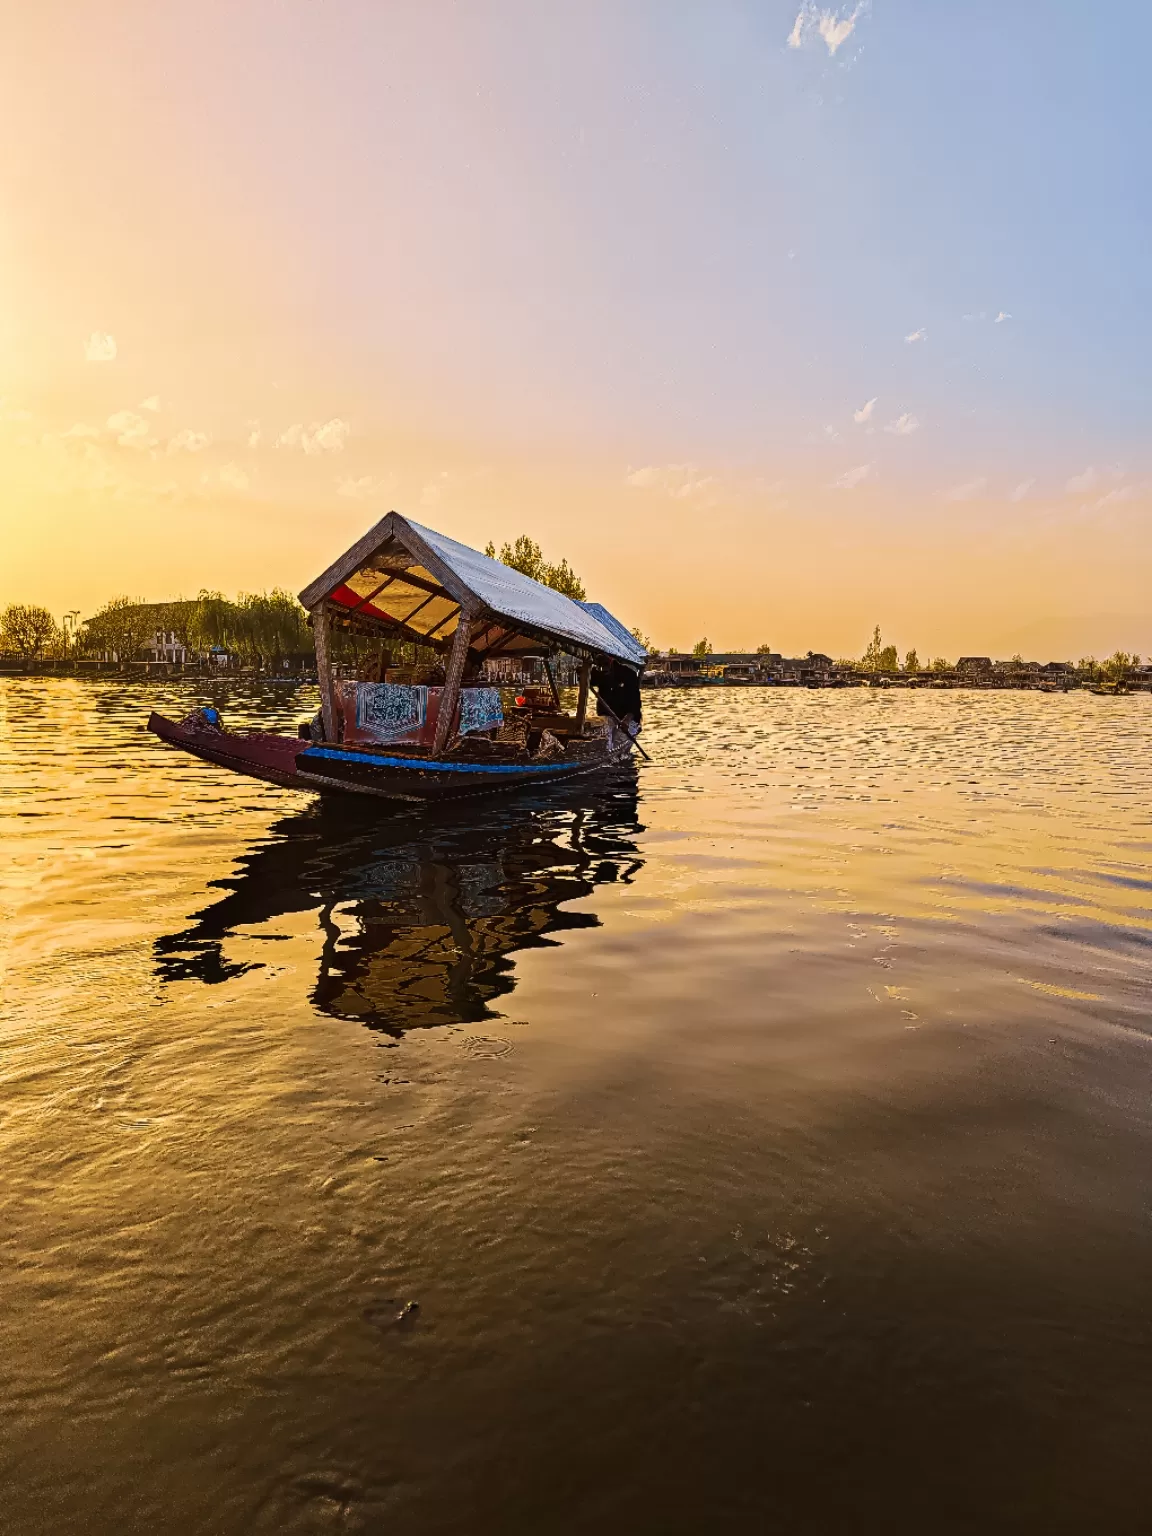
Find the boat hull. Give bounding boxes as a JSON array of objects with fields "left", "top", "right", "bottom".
[{"left": 147, "top": 713, "right": 632, "bottom": 801}]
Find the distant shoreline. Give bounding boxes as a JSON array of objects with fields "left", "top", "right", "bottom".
[{"left": 2, "top": 665, "right": 1148, "bottom": 696}]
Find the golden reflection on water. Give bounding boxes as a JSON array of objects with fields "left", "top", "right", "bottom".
[{"left": 2, "top": 678, "right": 1151, "bottom": 1535}]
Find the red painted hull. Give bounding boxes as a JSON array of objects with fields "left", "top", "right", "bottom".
[
  {"left": 147, "top": 712, "right": 309, "bottom": 788},
  {"left": 147, "top": 712, "right": 634, "bottom": 801}
]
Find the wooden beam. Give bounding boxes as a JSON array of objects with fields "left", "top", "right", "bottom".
[
  {"left": 575, "top": 660, "right": 591, "bottom": 734},
  {"left": 433, "top": 613, "right": 475, "bottom": 755},
  {"left": 312, "top": 602, "right": 338, "bottom": 742},
  {"left": 542, "top": 655, "right": 561, "bottom": 707},
  {"left": 344, "top": 573, "right": 397, "bottom": 618},
  {"left": 298, "top": 517, "right": 397, "bottom": 610},
  {"left": 423, "top": 604, "right": 461, "bottom": 641}
]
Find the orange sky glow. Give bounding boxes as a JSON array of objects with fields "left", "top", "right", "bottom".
[{"left": 2, "top": 3, "right": 1149, "bottom": 660}]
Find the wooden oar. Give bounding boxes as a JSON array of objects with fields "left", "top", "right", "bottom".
[{"left": 592, "top": 690, "right": 652, "bottom": 762}]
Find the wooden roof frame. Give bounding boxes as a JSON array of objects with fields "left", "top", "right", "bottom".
[{"left": 299, "top": 511, "right": 635, "bottom": 667}]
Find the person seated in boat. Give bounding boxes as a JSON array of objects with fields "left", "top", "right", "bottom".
[{"left": 592, "top": 661, "right": 642, "bottom": 742}]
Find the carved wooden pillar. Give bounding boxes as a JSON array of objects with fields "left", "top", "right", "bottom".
[
  {"left": 432, "top": 612, "right": 474, "bottom": 755},
  {"left": 312, "top": 603, "right": 337, "bottom": 743}
]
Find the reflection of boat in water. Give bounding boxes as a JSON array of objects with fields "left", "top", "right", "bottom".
[
  {"left": 148, "top": 513, "right": 647, "bottom": 803},
  {"left": 154, "top": 779, "right": 643, "bottom": 1035}
]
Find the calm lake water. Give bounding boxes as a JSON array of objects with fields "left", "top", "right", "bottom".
[{"left": 2, "top": 678, "right": 1151, "bottom": 1534}]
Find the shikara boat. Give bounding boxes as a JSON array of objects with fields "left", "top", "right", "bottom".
[{"left": 148, "top": 512, "right": 647, "bottom": 802}]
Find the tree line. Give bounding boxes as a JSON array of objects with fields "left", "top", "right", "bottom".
[
  {"left": 0, "top": 534, "right": 596, "bottom": 669},
  {"left": 0, "top": 592, "right": 313, "bottom": 669}
]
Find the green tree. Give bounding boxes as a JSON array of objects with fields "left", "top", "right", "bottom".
[
  {"left": 629, "top": 626, "right": 652, "bottom": 653},
  {"left": 1101, "top": 650, "right": 1140, "bottom": 685},
  {"left": 861, "top": 625, "right": 885, "bottom": 670},
  {"left": 692, "top": 637, "right": 713, "bottom": 657},
  {"left": 756, "top": 642, "right": 773, "bottom": 655},
  {"left": 903, "top": 648, "right": 920, "bottom": 674},
  {"left": 1077, "top": 655, "right": 1100, "bottom": 680},
  {"left": 929, "top": 656, "right": 950, "bottom": 673},
  {"left": 0, "top": 603, "right": 59, "bottom": 661},
  {"left": 78, "top": 597, "right": 154, "bottom": 668},
  {"left": 485, "top": 535, "right": 587, "bottom": 600}
]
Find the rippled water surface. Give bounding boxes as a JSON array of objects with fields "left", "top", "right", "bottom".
[{"left": 3, "top": 678, "right": 1151, "bottom": 1534}]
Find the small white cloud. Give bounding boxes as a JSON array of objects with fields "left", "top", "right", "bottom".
[
  {"left": 625, "top": 463, "right": 715, "bottom": 500},
  {"left": 85, "top": 332, "right": 117, "bottom": 362},
  {"left": 218, "top": 462, "right": 249, "bottom": 491},
  {"left": 1009, "top": 478, "right": 1035, "bottom": 502},
  {"left": 106, "top": 409, "right": 154, "bottom": 449},
  {"left": 945, "top": 476, "right": 988, "bottom": 502},
  {"left": 905, "top": 328, "right": 927, "bottom": 344},
  {"left": 277, "top": 417, "right": 350, "bottom": 454},
  {"left": 788, "top": 2, "right": 868, "bottom": 55},
  {"left": 994, "top": 311, "right": 1011, "bottom": 324},
  {"left": 884, "top": 413, "right": 920, "bottom": 436},
  {"left": 853, "top": 397, "right": 877, "bottom": 424},
  {"left": 139, "top": 395, "right": 161, "bottom": 412},
  {"left": 62, "top": 422, "right": 101, "bottom": 440},
  {"left": 1065, "top": 467, "right": 1098, "bottom": 494},
  {"left": 168, "top": 428, "right": 210, "bottom": 454},
  {"left": 307, "top": 418, "right": 350, "bottom": 454},
  {"left": 247, "top": 421, "right": 262, "bottom": 449},
  {"left": 832, "top": 462, "right": 873, "bottom": 490}
]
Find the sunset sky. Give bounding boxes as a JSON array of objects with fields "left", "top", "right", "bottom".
[{"left": 2, "top": 1, "right": 1149, "bottom": 658}]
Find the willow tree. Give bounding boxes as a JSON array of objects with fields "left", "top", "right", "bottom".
[{"left": 80, "top": 598, "right": 155, "bottom": 667}]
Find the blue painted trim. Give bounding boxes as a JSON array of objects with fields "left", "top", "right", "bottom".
[{"left": 299, "top": 746, "right": 577, "bottom": 776}]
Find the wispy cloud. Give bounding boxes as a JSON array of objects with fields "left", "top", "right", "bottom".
[
  {"left": 106, "top": 409, "right": 154, "bottom": 449},
  {"left": 1009, "top": 478, "right": 1036, "bottom": 502},
  {"left": 853, "top": 397, "right": 877, "bottom": 424},
  {"left": 1065, "top": 467, "right": 1098, "bottom": 493},
  {"left": 832, "top": 462, "right": 873, "bottom": 490},
  {"left": 884, "top": 413, "right": 920, "bottom": 436},
  {"left": 787, "top": 2, "right": 869, "bottom": 55},
  {"left": 338, "top": 474, "right": 396, "bottom": 500},
  {"left": 138, "top": 395, "right": 161, "bottom": 412},
  {"left": 625, "top": 463, "right": 716, "bottom": 500},
  {"left": 168, "top": 428, "right": 210, "bottom": 454},
  {"left": 945, "top": 476, "right": 988, "bottom": 502},
  {"left": 217, "top": 462, "right": 249, "bottom": 491},
  {"left": 277, "top": 418, "right": 351, "bottom": 454},
  {"left": 247, "top": 421, "right": 262, "bottom": 449},
  {"left": 61, "top": 422, "right": 101, "bottom": 441},
  {"left": 1087, "top": 486, "right": 1134, "bottom": 513},
  {"left": 904, "top": 328, "right": 927, "bottom": 344},
  {"left": 85, "top": 332, "right": 117, "bottom": 363},
  {"left": 994, "top": 311, "right": 1011, "bottom": 324}
]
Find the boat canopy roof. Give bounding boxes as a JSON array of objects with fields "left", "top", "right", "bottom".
[{"left": 298, "top": 512, "right": 646, "bottom": 669}]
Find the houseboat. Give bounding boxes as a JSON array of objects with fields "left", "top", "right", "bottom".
[{"left": 148, "top": 512, "right": 647, "bottom": 802}]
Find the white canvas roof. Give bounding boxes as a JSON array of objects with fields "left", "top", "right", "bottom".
[{"left": 298, "top": 512, "right": 644, "bottom": 668}]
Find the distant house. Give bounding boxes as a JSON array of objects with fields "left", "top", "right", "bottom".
[
  {"left": 956, "top": 657, "right": 993, "bottom": 673},
  {"left": 149, "top": 627, "right": 188, "bottom": 665}
]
